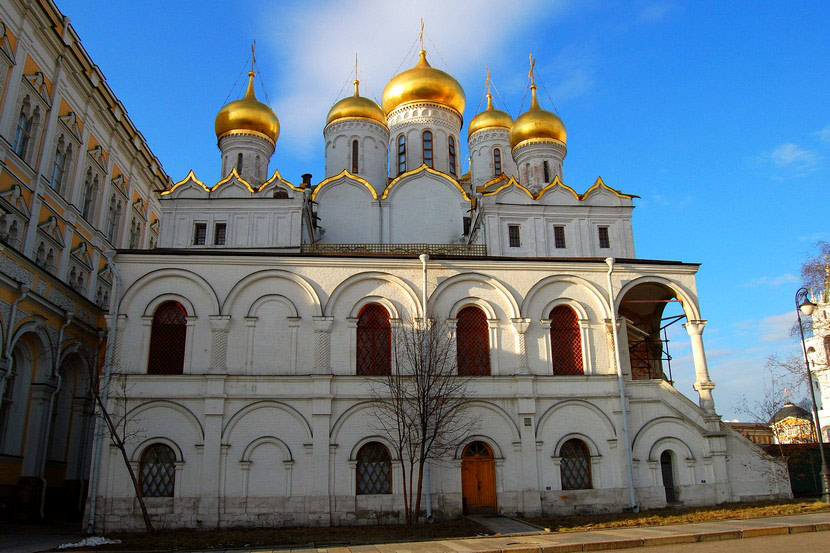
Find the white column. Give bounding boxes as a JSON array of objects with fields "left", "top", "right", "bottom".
[
  {"left": 684, "top": 320, "right": 716, "bottom": 414},
  {"left": 208, "top": 315, "right": 231, "bottom": 373},
  {"left": 312, "top": 316, "right": 334, "bottom": 374},
  {"left": 511, "top": 318, "right": 531, "bottom": 374}
]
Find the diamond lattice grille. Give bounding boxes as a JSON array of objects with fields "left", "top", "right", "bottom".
[
  {"left": 550, "top": 306, "right": 584, "bottom": 375},
  {"left": 356, "top": 304, "right": 391, "bottom": 376},
  {"left": 139, "top": 443, "right": 176, "bottom": 497},
  {"left": 560, "top": 439, "right": 591, "bottom": 490},
  {"left": 147, "top": 301, "right": 187, "bottom": 375},
  {"left": 356, "top": 442, "right": 392, "bottom": 494},
  {"left": 457, "top": 306, "right": 491, "bottom": 376}
]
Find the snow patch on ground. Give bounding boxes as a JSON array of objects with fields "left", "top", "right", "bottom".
[{"left": 58, "top": 536, "right": 122, "bottom": 549}]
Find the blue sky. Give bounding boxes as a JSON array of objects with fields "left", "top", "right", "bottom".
[{"left": 62, "top": 1, "right": 830, "bottom": 418}]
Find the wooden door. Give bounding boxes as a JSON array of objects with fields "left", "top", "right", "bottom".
[
  {"left": 461, "top": 441, "right": 497, "bottom": 514},
  {"left": 661, "top": 450, "right": 677, "bottom": 503}
]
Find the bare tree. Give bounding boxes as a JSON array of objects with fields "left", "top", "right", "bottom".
[
  {"left": 800, "top": 240, "right": 830, "bottom": 294},
  {"left": 368, "top": 315, "right": 478, "bottom": 525},
  {"left": 71, "top": 340, "right": 153, "bottom": 532}
]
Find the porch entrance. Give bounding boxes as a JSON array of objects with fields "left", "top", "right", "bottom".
[
  {"left": 461, "top": 441, "right": 497, "bottom": 514},
  {"left": 661, "top": 450, "right": 677, "bottom": 503}
]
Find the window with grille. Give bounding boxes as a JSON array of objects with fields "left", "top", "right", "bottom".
[
  {"left": 237, "top": 152, "right": 243, "bottom": 173},
  {"left": 448, "top": 136, "right": 457, "bottom": 176},
  {"left": 352, "top": 139, "right": 359, "bottom": 173},
  {"left": 508, "top": 224, "right": 521, "bottom": 248},
  {"left": 13, "top": 98, "right": 33, "bottom": 159},
  {"left": 397, "top": 134, "right": 406, "bottom": 175},
  {"left": 214, "top": 223, "right": 226, "bottom": 245},
  {"left": 550, "top": 305, "right": 583, "bottom": 375},
  {"left": 356, "top": 442, "right": 391, "bottom": 494},
  {"left": 559, "top": 438, "right": 591, "bottom": 490},
  {"left": 147, "top": 301, "right": 187, "bottom": 375},
  {"left": 81, "top": 170, "right": 99, "bottom": 221},
  {"left": 554, "top": 225, "right": 566, "bottom": 249},
  {"left": 139, "top": 443, "right": 176, "bottom": 497},
  {"left": 51, "top": 138, "right": 70, "bottom": 194},
  {"left": 193, "top": 223, "right": 206, "bottom": 245},
  {"left": 356, "top": 304, "right": 391, "bottom": 376},
  {"left": 543, "top": 160, "right": 550, "bottom": 183},
  {"left": 422, "top": 131, "right": 433, "bottom": 168},
  {"left": 598, "top": 226, "right": 610, "bottom": 249},
  {"left": 457, "top": 306, "right": 491, "bottom": 376},
  {"left": 493, "top": 147, "right": 502, "bottom": 177}
]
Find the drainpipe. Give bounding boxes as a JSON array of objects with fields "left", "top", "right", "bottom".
[
  {"left": 605, "top": 258, "right": 639, "bottom": 512},
  {"left": 86, "top": 251, "right": 121, "bottom": 534},
  {"left": 0, "top": 283, "right": 30, "bottom": 408},
  {"left": 39, "top": 312, "right": 73, "bottom": 518},
  {"left": 419, "top": 253, "right": 433, "bottom": 522}
]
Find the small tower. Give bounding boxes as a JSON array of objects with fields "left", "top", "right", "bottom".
[
  {"left": 214, "top": 66, "right": 279, "bottom": 187},
  {"left": 468, "top": 70, "right": 516, "bottom": 188},
  {"left": 509, "top": 55, "right": 567, "bottom": 193},
  {"left": 324, "top": 60, "right": 389, "bottom": 195}
]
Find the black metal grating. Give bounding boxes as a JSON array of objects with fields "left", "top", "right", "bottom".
[
  {"left": 457, "top": 306, "right": 491, "bottom": 376},
  {"left": 356, "top": 442, "right": 392, "bottom": 494},
  {"left": 550, "top": 305, "right": 584, "bottom": 375},
  {"left": 147, "top": 301, "right": 187, "bottom": 375},
  {"left": 560, "top": 439, "right": 591, "bottom": 490},
  {"left": 356, "top": 304, "right": 391, "bottom": 376},
  {"left": 139, "top": 443, "right": 176, "bottom": 497}
]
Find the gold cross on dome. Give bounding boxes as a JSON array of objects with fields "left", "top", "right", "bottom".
[
  {"left": 528, "top": 53, "right": 536, "bottom": 86},
  {"left": 251, "top": 40, "right": 257, "bottom": 73},
  {"left": 485, "top": 67, "right": 492, "bottom": 96},
  {"left": 419, "top": 19, "right": 425, "bottom": 51}
]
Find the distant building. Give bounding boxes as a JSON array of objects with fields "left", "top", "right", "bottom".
[
  {"left": 725, "top": 422, "right": 774, "bottom": 446},
  {"left": 804, "top": 265, "right": 830, "bottom": 441},
  {"left": 770, "top": 403, "right": 816, "bottom": 445}
]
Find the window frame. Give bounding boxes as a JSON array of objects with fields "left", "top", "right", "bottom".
[
  {"left": 598, "top": 226, "right": 611, "bottom": 249},
  {"left": 397, "top": 134, "right": 406, "bottom": 175},
  {"left": 543, "top": 160, "right": 550, "bottom": 183},
  {"left": 356, "top": 442, "right": 392, "bottom": 495},
  {"left": 351, "top": 139, "right": 359, "bottom": 173},
  {"left": 213, "top": 222, "right": 227, "bottom": 246},
  {"left": 422, "top": 130, "right": 433, "bottom": 169},
  {"left": 448, "top": 135, "right": 457, "bottom": 176},
  {"left": 508, "top": 224, "right": 521, "bottom": 248},
  {"left": 355, "top": 303, "right": 392, "bottom": 376},
  {"left": 138, "top": 443, "right": 177, "bottom": 498},
  {"left": 553, "top": 225, "right": 566, "bottom": 249},
  {"left": 549, "top": 305, "right": 584, "bottom": 375},
  {"left": 456, "top": 306, "right": 491, "bottom": 376},
  {"left": 559, "top": 438, "right": 592, "bottom": 490},
  {"left": 147, "top": 301, "right": 188, "bottom": 375},
  {"left": 493, "top": 147, "right": 502, "bottom": 177},
  {"left": 193, "top": 222, "right": 207, "bottom": 246}
]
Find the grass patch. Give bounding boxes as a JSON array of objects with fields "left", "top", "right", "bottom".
[
  {"left": 72, "top": 517, "right": 492, "bottom": 551},
  {"left": 526, "top": 499, "right": 830, "bottom": 532}
]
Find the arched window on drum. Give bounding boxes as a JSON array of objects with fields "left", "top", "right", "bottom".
[
  {"left": 356, "top": 304, "right": 392, "bottom": 376},
  {"left": 147, "top": 301, "right": 187, "bottom": 375},
  {"left": 456, "top": 306, "right": 491, "bottom": 376},
  {"left": 550, "top": 305, "right": 583, "bottom": 375}
]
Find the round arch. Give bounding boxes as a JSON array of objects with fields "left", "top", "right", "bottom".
[
  {"left": 536, "top": 399, "right": 617, "bottom": 440},
  {"left": 330, "top": 401, "right": 375, "bottom": 441},
  {"left": 222, "top": 269, "right": 322, "bottom": 317},
  {"left": 247, "top": 294, "right": 300, "bottom": 318},
  {"left": 222, "top": 400, "right": 312, "bottom": 443},
  {"left": 462, "top": 400, "right": 521, "bottom": 443},
  {"left": 9, "top": 321, "right": 54, "bottom": 381},
  {"left": 349, "top": 295, "right": 400, "bottom": 319},
  {"left": 240, "top": 436, "right": 294, "bottom": 462},
  {"left": 326, "top": 272, "right": 422, "bottom": 318},
  {"left": 349, "top": 435, "right": 399, "bottom": 461},
  {"left": 454, "top": 434, "right": 504, "bottom": 459},
  {"left": 631, "top": 416, "right": 705, "bottom": 455},
  {"left": 120, "top": 268, "right": 220, "bottom": 316},
  {"left": 143, "top": 293, "right": 196, "bottom": 318},
  {"left": 541, "top": 298, "right": 589, "bottom": 321},
  {"left": 649, "top": 436, "right": 695, "bottom": 462},
  {"left": 553, "top": 433, "right": 602, "bottom": 457},
  {"left": 448, "top": 297, "right": 498, "bottom": 320},
  {"left": 522, "top": 275, "right": 610, "bottom": 320},
  {"left": 132, "top": 436, "right": 184, "bottom": 462},
  {"left": 615, "top": 276, "right": 702, "bottom": 321},
  {"left": 124, "top": 400, "right": 205, "bottom": 442},
  {"left": 429, "top": 272, "right": 520, "bottom": 320}
]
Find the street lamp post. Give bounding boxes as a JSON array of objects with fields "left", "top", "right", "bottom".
[{"left": 795, "top": 287, "right": 830, "bottom": 502}]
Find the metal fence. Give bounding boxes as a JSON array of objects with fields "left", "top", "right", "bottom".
[{"left": 301, "top": 243, "right": 488, "bottom": 256}]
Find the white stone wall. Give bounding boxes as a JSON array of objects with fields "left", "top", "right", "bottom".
[
  {"left": 218, "top": 134, "right": 275, "bottom": 187},
  {"left": 513, "top": 141, "right": 567, "bottom": 194},
  {"left": 90, "top": 253, "right": 790, "bottom": 531},
  {"left": 386, "top": 103, "right": 463, "bottom": 178},
  {"left": 324, "top": 120, "right": 389, "bottom": 196},
  {"left": 468, "top": 128, "right": 518, "bottom": 187}
]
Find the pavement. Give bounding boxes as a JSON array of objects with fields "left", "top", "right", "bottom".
[
  {"left": 6, "top": 512, "right": 830, "bottom": 553},
  {"left": 0, "top": 522, "right": 83, "bottom": 553}
]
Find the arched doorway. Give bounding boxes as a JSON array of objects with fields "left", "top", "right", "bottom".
[
  {"left": 660, "top": 450, "right": 677, "bottom": 503},
  {"left": 461, "top": 441, "right": 496, "bottom": 514}
]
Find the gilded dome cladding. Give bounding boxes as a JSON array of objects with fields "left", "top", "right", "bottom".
[
  {"left": 215, "top": 72, "right": 280, "bottom": 144},
  {"left": 381, "top": 50, "right": 466, "bottom": 117},
  {"left": 509, "top": 85, "right": 566, "bottom": 150},
  {"left": 326, "top": 80, "right": 387, "bottom": 128},
  {"left": 468, "top": 95, "right": 512, "bottom": 137}
]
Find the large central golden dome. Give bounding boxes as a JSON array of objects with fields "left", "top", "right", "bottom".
[
  {"left": 326, "top": 80, "right": 387, "bottom": 128},
  {"left": 509, "top": 85, "right": 566, "bottom": 150},
  {"left": 215, "top": 72, "right": 280, "bottom": 144},
  {"left": 381, "top": 50, "right": 465, "bottom": 117}
]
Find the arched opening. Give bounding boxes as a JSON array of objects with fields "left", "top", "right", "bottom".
[
  {"left": 236, "top": 152, "right": 244, "bottom": 173},
  {"left": 461, "top": 441, "right": 496, "bottom": 514},
  {"left": 543, "top": 160, "right": 550, "bottom": 183},
  {"left": 448, "top": 136, "right": 457, "bottom": 176},
  {"left": 147, "top": 301, "right": 187, "bottom": 375},
  {"left": 356, "top": 442, "right": 391, "bottom": 494},
  {"left": 351, "top": 139, "right": 359, "bottom": 173},
  {"left": 397, "top": 134, "right": 406, "bottom": 175},
  {"left": 422, "top": 131, "right": 433, "bottom": 168},
  {"left": 618, "top": 282, "right": 687, "bottom": 381},
  {"left": 139, "top": 443, "right": 176, "bottom": 497},
  {"left": 559, "top": 438, "right": 592, "bottom": 490},
  {"left": 493, "top": 147, "right": 502, "bottom": 177},
  {"left": 550, "top": 305, "right": 583, "bottom": 375},
  {"left": 660, "top": 450, "right": 677, "bottom": 503},
  {"left": 456, "top": 306, "right": 490, "bottom": 376},
  {"left": 356, "top": 304, "right": 391, "bottom": 376}
]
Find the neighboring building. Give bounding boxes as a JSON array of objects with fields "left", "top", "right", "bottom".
[
  {"left": 87, "top": 41, "right": 791, "bottom": 532},
  {"left": 725, "top": 422, "right": 774, "bottom": 446},
  {"left": 804, "top": 266, "right": 830, "bottom": 441},
  {"left": 770, "top": 403, "right": 816, "bottom": 445},
  {"left": 0, "top": 0, "right": 168, "bottom": 520}
]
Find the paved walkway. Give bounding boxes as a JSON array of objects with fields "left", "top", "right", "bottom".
[
  {"left": 0, "top": 522, "right": 82, "bottom": 553},
  {"left": 466, "top": 515, "right": 543, "bottom": 535}
]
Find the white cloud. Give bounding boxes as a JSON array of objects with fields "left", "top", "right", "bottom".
[
  {"left": 769, "top": 143, "right": 817, "bottom": 166},
  {"left": 742, "top": 273, "right": 798, "bottom": 287},
  {"left": 814, "top": 125, "right": 830, "bottom": 144},
  {"left": 759, "top": 312, "right": 795, "bottom": 343},
  {"left": 638, "top": 2, "right": 677, "bottom": 23},
  {"left": 261, "top": 0, "right": 568, "bottom": 156}
]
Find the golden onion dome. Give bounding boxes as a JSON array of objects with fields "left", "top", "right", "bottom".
[
  {"left": 509, "top": 84, "right": 566, "bottom": 150},
  {"left": 381, "top": 50, "right": 465, "bottom": 117},
  {"left": 325, "top": 80, "right": 387, "bottom": 128},
  {"left": 468, "top": 94, "right": 512, "bottom": 137},
  {"left": 215, "top": 72, "right": 280, "bottom": 144}
]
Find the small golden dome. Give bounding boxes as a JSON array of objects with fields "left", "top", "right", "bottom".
[
  {"left": 509, "top": 85, "right": 566, "bottom": 150},
  {"left": 325, "top": 80, "right": 387, "bottom": 128},
  {"left": 468, "top": 94, "right": 512, "bottom": 137},
  {"left": 215, "top": 72, "right": 280, "bottom": 144},
  {"left": 381, "top": 50, "right": 465, "bottom": 117}
]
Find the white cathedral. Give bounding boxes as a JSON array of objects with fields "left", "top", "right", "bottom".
[{"left": 89, "top": 47, "right": 790, "bottom": 531}]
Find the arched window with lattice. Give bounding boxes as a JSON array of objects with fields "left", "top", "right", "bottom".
[
  {"left": 356, "top": 442, "right": 392, "bottom": 494},
  {"left": 147, "top": 301, "right": 187, "bottom": 375},
  {"left": 422, "top": 130, "right": 433, "bottom": 168},
  {"left": 493, "top": 147, "right": 502, "bottom": 177},
  {"left": 559, "top": 438, "right": 591, "bottom": 490},
  {"left": 139, "top": 443, "right": 176, "bottom": 497},
  {"left": 456, "top": 306, "right": 491, "bottom": 376},
  {"left": 356, "top": 304, "right": 391, "bottom": 376},
  {"left": 550, "top": 305, "right": 583, "bottom": 375}
]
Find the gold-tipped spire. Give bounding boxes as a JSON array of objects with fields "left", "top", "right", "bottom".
[
  {"left": 508, "top": 53, "right": 566, "bottom": 149},
  {"left": 325, "top": 54, "right": 386, "bottom": 128},
  {"left": 468, "top": 67, "right": 512, "bottom": 138}
]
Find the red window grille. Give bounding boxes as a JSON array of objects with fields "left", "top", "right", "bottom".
[
  {"left": 147, "top": 301, "right": 187, "bottom": 375},
  {"left": 550, "top": 305, "right": 584, "bottom": 375},
  {"left": 139, "top": 443, "right": 176, "bottom": 497},
  {"left": 559, "top": 438, "right": 591, "bottom": 490},
  {"left": 457, "top": 306, "right": 491, "bottom": 376},
  {"left": 356, "top": 442, "right": 392, "bottom": 494},
  {"left": 356, "top": 304, "right": 391, "bottom": 376}
]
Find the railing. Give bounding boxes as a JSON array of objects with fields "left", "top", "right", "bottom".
[{"left": 301, "top": 243, "right": 488, "bottom": 256}]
